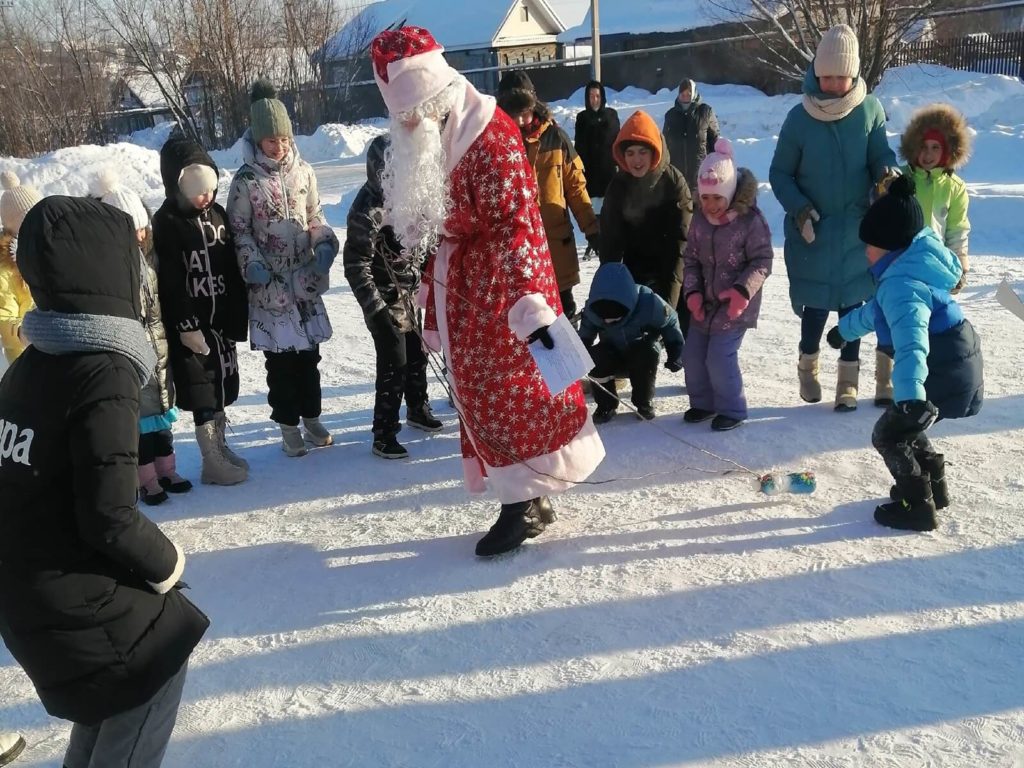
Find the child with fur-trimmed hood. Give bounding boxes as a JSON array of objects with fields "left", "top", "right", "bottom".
[
  {"left": 681, "top": 139, "right": 773, "bottom": 431},
  {"left": 899, "top": 103, "right": 972, "bottom": 293}
]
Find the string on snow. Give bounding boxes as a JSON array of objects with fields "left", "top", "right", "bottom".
[{"left": 371, "top": 217, "right": 815, "bottom": 497}]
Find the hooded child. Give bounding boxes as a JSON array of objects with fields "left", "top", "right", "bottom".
[
  {"left": 663, "top": 78, "right": 721, "bottom": 194},
  {"left": 227, "top": 80, "right": 340, "bottom": 458}
]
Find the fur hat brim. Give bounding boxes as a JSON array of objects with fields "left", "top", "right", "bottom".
[{"left": 900, "top": 103, "right": 971, "bottom": 171}]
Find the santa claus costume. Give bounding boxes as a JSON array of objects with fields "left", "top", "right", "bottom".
[{"left": 371, "top": 27, "right": 605, "bottom": 556}]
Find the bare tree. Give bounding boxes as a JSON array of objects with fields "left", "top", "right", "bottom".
[
  {"left": 704, "top": 0, "right": 961, "bottom": 88},
  {"left": 320, "top": 2, "right": 379, "bottom": 122}
]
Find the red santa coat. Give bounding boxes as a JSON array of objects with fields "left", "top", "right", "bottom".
[{"left": 421, "top": 81, "right": 604, "bottom": 503}]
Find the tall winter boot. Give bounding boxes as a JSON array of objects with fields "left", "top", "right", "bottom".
[
  {"left": 834, "top": 359, "right": 860, "bottom": 412},
  {"left": 215, "top": 412, "right": 249, "bottom": 470},
  {"left": 798, "top": 351, "right": 822, "bottom": 403},
  {"left": 875, "top": 474, "right": 937, "bottom": 531},
  {"left": 280, "top": 424, "right": 309, "bottom": 457},
  {"left": 155, "top": 453, "right": 193, "bottom": 494},
  {"left": 302, "top": 417, "right": 334, "bottom": 447},
  {"left": 874, "top": 350, "right": 894, "bottom": 407},
  {"left": 474, "top": 500, "right": 546, "bottom": 557},
  {"left": 138, "top": 462, "right": 168, "bottom": 506},
  {"left": 196, "top": 421, "right": 248, "bottom": 484},
  {"left": 890, "top": 453, "right": 949, "bottom": 510}
]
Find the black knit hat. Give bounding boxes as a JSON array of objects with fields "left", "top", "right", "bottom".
[
  {"left": 496, "top": 70, "right": 537, "bottom": 116},
  {"left": 859, "top": 175, "right": 924, "bottom": 250}
]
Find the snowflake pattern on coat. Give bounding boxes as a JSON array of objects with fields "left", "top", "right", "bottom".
[{"left": 423, "top": 111, "right": 589, "bottom": 474}]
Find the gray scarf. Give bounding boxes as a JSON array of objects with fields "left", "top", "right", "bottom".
[{"left": 21, "top": 309, "right": 157, "bottom": 385}]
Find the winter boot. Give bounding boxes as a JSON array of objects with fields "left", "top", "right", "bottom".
[
  {"left": 874, "top": 350, "right": 894, "bottom": 407},
  {"left": 196, "top": 422, "right": 248, "bottom": 484},
  {"left": 0, "top": 732, "right": 25, "bottom": 767},
  {"left": 798, "top": 351, "right": 822, "bottom": 403},
  {"left": 280, "top": 424, "right": 309, "bottom": 457},
  {"left": 711, "top": 415, "right": 744, "bottom": 431},
  {"left": 407, "top": 403, "right": 443, "bottom": 433},
  {"left": 536, "top": 495, "right": 557, "bottom": 525},
  {"left": 593, "top": 406, "right": 616, "bottom": 424},
  {"left": 155, "top": 454, "right": 192, "bottom": 494},
  {"left": 475, "top": 500, "right": 546, "bottom": 557},
  {"left": 302, "top": 417, "right": 333, "bottom": 447},
  {"left": 215, "top": 412, "right": 249, "bottom": 470},
  {"left": 635, "top": 404, "right": 656, "bottom": 421},
  {"left": 890, "top": 453, "right": 949, "bottom": 510},
  {"left": 137, "top": 462, "right": 168, "bottom": 506},
  {"left": 875, "top": 474, "right": 937, "bottom": 531},
  {"left": 834, "top": 359, "right": 860, "bottom": 412},
  {"left": 684, "top": 407, "right": 715, "bottom": 424},
  {"left": 372, "top": 436, "right": 409, "bottom": 459}
]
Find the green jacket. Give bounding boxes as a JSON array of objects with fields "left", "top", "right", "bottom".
[
  {"left": 901, "top": 164, "right": 970, "bottom": 254},
  {"left": 769, "top": 68, "right": 897, "bottom": 315}
]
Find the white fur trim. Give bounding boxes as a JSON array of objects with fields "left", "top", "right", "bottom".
[
  {"left": 376, "top": 50, "right": 460, "bottom": 116},
  {"left": 507, "top": 293, "right": 557, "bottom": 341},
  {"left": 148, "top": 541, "right": 185, "bottom": 595},
  {"left": 481, "top": 417, "right": 605, "bottom": 503},
  {"left": 442, "top": 81, "right": 497, "bottom": 174}
]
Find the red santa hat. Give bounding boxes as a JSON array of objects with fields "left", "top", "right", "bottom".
[{"left": 371, "top": 26, "right": 460, "bottom": 116}]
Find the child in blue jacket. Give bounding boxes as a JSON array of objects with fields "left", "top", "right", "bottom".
[
  {"left": 579, "top": 262, "right": 684, "bottom": 422},
  {"left": 827, "top": 176, "right": 983, "bottom": 531}
]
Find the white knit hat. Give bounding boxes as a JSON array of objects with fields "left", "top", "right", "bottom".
[
  {"left": 697, "top": 138, "right": 738, "bottom": 203},
  {"left": 90, "top": 168, "right": 149, "bottom": 231},
  {"left": 1, "top": 171, "right": 42, "bottom": 234},
  {"left": 814, "top": 24, "right": 861, "bottom": 78},
  {"left": 178, "top": 163, "right": 219, "bottom": 200}
]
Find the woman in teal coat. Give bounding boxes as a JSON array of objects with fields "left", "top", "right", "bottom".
[{"left": 770, "top": 24, "right": 897, "bottom": 411}]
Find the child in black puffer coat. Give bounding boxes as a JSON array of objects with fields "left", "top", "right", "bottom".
[{"left": 343, "top": 134, "right": 444, "bottom": 459}]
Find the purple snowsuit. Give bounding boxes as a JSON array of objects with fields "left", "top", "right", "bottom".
[{"left": 682, "top": 168, "right": 773, "bottom": 420}]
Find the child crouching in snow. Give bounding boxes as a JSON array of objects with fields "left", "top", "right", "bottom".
[
  {"left": 681, "top": 139, "right": 772, "bottom": 431},
  {"left": 578, "top": 262, "right": 684, "bottom": 423},
  {"left": 899, "top": 103, "right": 972, "bottom": 293},
  {"left": 228, "top": 79, "right": 339, "bottom": 458},
  {"left": 93, "top": 170, "right": 192, "bottom": 504},
  {"left": 827, "top": 176, "right": 983, "bottom": 531}
]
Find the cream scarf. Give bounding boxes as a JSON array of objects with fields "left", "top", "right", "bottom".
[{"left": 802, "top": 78, "right": 867, "bottom": 122}]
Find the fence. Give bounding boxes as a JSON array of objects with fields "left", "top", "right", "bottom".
[{"left": 894, "top": 30, "right": 1024, "bottom": 79}]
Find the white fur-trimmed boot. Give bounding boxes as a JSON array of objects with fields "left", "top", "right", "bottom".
[
  {"left": 798, "top": 351, "right": 822, "bottom": 403},
  {"left": 835, "top": 359, "right": 860, "bottom": 412}
]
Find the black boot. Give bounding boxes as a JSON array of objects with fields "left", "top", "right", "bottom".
[
  {"left": 888, "top": 453, "right": 949, "bottom": 510},
  {"left": 875, "top": 474, "right": 937, "bottom": 531},
  {"left": 536, "top": 496, "right": 557, "bottom": 526},
  {"left": 475, "top": 500, "right": 546, "bottom": 557}
]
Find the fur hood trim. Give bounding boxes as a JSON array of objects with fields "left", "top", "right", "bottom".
[
  {"left": 900, "top": 103, "right": 971, "bottom": 171},
  {"left": 730, "top": 168, "right": 759, "bottom": 215}
]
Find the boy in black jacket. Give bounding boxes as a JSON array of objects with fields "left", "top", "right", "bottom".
[
  {"left": 343, "top": 134, "right": 443, "bottom": 459},
  {"left": 153, "top": 136, "right": 249, "bottom": 485},
  {"left": 0, "top": 196, "right": 208, "bottom": 768}
]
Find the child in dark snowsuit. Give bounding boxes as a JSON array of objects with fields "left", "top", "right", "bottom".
[
  {"left": 343, "top": 134, "right": 443, "bottom": 459},
  {"left": 153, "top": 136, "right": 249, "bottom": 486},
  {"left": 578, "top": 262, "right": 684, "bottom": 423},
  {"left": 828, "top": 175, "right": 983, "bottom": 531}
]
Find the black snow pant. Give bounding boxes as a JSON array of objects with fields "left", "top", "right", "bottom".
[
  {"left": 264, "top": 346, "right": 322, "bottom": 426},
  {"left": 590, "top": 339, "right": 660, "bottom": 411},
  {"left": 139, "top": 429, "right": 174, "bottom": 464},
  {"left": 371, "top": 319, "right": 429, "bottom": 439},
  {"left": 871, "top": 406, "right": 938, "bottom": 481}
]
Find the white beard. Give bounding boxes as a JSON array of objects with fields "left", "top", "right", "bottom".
[{"left": 381, "top": 116, "right": 451, "bottom": 256}]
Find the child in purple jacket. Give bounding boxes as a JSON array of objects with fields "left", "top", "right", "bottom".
[{"left": 682, "top": 139, "right": 773, "bottom": 430}]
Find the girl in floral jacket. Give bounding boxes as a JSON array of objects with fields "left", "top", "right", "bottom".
[
  {"left": 227, "top": 81, "right": 339, "bottom": 457},
  {"left": 682, "top": 139, "right": 772, "bottom": 431}
]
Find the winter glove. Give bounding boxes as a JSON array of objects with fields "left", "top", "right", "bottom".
[
  {"left": 585, "top": 233, "right": 601, "bottom": 259},
  {"left": 664, "top": 357, "right": 683, "bottom": 373},
  {"left": 825, "top": 326, "right": 846, "bottom": 350},
  {"left": 368, "top": 308, "right": 397, "bottom": 337},
  {"left": 718, "top": 287, "right": 750, "bottom": 321},
  {"left": 952, "top": 248, "right": 969, "bottom": 294},
  {"left": 893, "top": 399, "right": 939, "bottom": 430},
  {"left": 527, "top": 325, "right": 555, "bottom": 349},
  {"left": 313, "top": 241, "right": 336, "bottom": 276},
  {"left": 874, "top": 167, "right": 902, "bottom": 201},
  {"left": 244, "top": 261, "right": 272, "bottom": 286},
  {"left": 179, "top": 330, "right": 210, "bottom": 356},
  {"left": 685, "top": 292, "right": 705, "bottom": 323},
  {"left": 797, "top": 205, "right": 820, "bottom": 244}
]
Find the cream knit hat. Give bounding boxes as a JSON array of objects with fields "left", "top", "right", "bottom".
[
  {"left": 90, "top": 168, "right": 149, "bottom": 231},
  {"left": 1, "top": 171, "right": 42, "bottom": 234},
  {"left": 814, "top": 24, "right": 861, "bottom": 78}
]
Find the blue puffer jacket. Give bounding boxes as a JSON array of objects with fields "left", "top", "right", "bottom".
[
  {"left": 579, "top": 263, "right": 684, "bottom": 365},
  {"left": 770, "top": 66, "right": 896, "bottom": 315},
  {"left": 839, "top": 228, "right": 983, "bottom": 418}
]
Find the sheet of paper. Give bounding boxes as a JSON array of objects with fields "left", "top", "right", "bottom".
[
  {"left": 528, "top": 313, "right": 594, "bottom": 396},
  {"left": 996, "top": 279, "right": 1024, "bottom": 323}
]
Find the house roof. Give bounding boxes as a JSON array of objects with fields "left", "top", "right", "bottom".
[
  {"left": 121, "top": 72, "right": 175, "bottom": 110},
  {"left": 558, "top": 0, "right": 763, "bottom": 41},
  {"left": 327, "top": 0, "right": 565, "bottom": 57}
]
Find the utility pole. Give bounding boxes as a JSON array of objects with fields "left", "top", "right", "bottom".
[{"left": 590, "top": 0, "right": 601, "bottom": 81}]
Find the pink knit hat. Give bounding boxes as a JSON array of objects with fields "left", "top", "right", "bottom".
[
  {"left": 371, "top": 26, "right": 460, "bottom": 116},
  {"left": 697, "top": 138, "right": 738, "bottom": 202}
]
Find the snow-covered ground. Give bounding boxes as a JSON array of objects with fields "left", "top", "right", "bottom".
[{"left": 2, "top": 66, "right": 1024, "bottom": 766}]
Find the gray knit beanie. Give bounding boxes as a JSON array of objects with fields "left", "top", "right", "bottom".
[{"left": 250, "top": 79, "right": 293, "bottom": 143}]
